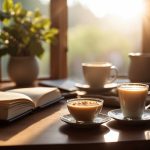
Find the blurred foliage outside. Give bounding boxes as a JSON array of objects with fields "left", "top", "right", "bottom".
[{"left": 68, "top": 3, "right": 141, "bottom": 80}]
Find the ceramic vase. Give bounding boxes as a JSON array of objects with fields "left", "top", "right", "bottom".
[{"left": 8, "top": 56, "right": 39, "bottom": 86}]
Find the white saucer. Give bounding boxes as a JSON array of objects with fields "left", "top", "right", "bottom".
[
  {"left": 60, "top": 113, "right": 111, "bottom": 128},
  {"left": 108, "top": 109, "right": 150, "bottom": 125},
  {"left": 75, "top": 83, "right": 118, "bottom": 92}
]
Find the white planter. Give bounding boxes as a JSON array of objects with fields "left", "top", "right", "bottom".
[{"left": 8, "top": 56, "right": 39, "bottom": 86}]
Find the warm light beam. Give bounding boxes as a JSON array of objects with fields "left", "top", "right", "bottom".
[{"left": 70, "top": 0, "right": 145, "bottom": 21}]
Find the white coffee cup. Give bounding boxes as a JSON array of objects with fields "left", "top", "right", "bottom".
[
  {"left": 118, "top": 83, "right": 149, "bottom": 119},
  {"left": 82, "top": 62, "right": 118, "bottom": 88}
]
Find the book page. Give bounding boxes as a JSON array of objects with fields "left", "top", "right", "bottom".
[
  {"left": 0, "top": 91, "right": 35, "bottom": 120},
  {"left": 0, "top": 91, "right": 33, "bottom": 105},
  {"left": 8, "top": 87, "right": 62, "bottom": 107},
  {"left": 37, "top": 88, "right": 62, "bottom": 107}
]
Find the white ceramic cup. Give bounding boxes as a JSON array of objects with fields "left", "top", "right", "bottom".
[
  {"left": 82, "top": 62, "right": 118, "bottom": 88},
  {"left": 118, "top": 83, "right": 149, "bottom": 119}
]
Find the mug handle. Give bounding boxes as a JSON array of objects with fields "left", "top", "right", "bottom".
[{"left": 107, "top": 66, "right": 118, "bottom": 83}]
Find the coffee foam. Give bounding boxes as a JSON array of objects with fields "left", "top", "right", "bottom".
[
  {"left": 82, "top": 62, "right": 111, "bottom": 67},
  {"left": 119, "top": 85, "right": 147, "bottom": 91}
]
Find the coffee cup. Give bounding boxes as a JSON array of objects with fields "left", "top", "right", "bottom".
[
  {"left": 82, "top": 62, "right": 118, "bottom": 88},
  {"left": 67, "top": 98, "right": 103, "bottom": 122},
  {"left": 118, "top": 83, "right": 149, "bottom": 119}
]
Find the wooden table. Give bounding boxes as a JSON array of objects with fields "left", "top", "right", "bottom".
[{"left": 0, "top": 99, "right": 150, "bottom": 150}]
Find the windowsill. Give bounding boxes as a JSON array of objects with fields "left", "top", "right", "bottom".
[
  {"left": 0, "top": 76, "right": 129, "bottom": 91},
  {"left": 0, "top": 81, "right": 39, "bottom": 91}
]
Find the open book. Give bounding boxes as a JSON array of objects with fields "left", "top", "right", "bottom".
[{"left": 0, "top": 87, "right": 62, "bottom": 121}]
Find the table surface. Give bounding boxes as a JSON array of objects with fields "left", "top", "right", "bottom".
[{"left": 0, "top": 98, "right": 150, "bottom": 150}]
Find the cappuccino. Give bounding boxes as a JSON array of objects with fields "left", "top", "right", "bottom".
[{"left": 67, "top": 98, "right": 103, "bottom": 121}]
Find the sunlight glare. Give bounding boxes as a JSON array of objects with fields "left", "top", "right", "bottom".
[
  {"left": 79, "top": 0, "right": 145, "bottom": 21},
  {"left": 39, "top": 0, "right": 49, "bottom": 5},
  {"left": 104, "top": 130, "right": 119, "bottom": 142},
  {"left": 145, "top": 131, "right": 150, "bottom": 140}
]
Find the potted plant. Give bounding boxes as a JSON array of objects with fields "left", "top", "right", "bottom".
[{"left": 0, "top": 0, "right": 58, "bottom": 86}]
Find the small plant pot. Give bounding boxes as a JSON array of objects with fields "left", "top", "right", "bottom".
[{"left": 8, "top": 56, "right": 39, "bottom": 86}]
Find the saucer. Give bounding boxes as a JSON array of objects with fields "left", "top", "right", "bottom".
[
  {"left": 75, "top": 83, "right": 118, "bottom": 92},
  {"left": 60, "top": 113, "right": 111, "bottom": 128},
  {"left": 108, "top": 109, "right": 150, "bottom": 125}
]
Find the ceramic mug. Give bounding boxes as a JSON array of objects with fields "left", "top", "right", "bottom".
[
  {"left": 128, "top": 53, "right": 150, "bottom": 82},
  {"left": 82, "top": 62, "right": 118, "bottom": 88}
]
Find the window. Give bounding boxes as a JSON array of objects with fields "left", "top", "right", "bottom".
[
  {"left": 68, "top": 0, "right": 145, "bottom": 81},
  {"left": 1, "top": 0, "right": 150, "bottom": 82}
]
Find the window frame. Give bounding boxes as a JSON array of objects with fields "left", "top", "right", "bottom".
[{"left": 50, "top": 0, "right": 68, "bottom": 79}]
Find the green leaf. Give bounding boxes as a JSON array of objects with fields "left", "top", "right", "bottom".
[
  {"left": 34, "top": 9, "right": 41, "bottom": 18},
  {"left": 2, "top": 0, "right": 14, "bottom": 13},
  {"left": 0, "top": 47, "right": 9, "bottom": 57},
  {"left": 33, "top": 18, "right": 50, "bottom": 30},
  {"left": 19, "top": 9, "right": 27, "bottom": 18},
  {"left": 42, "top": 29, "right": 58, "bottom": 42},
  {"left": 27, "top": 11, "right": 33, "bottom": 18},
  {"left": 27, "top": 40, "right": 44, "bottom": 58},
  {"left": 0, "top": 11, "right": 10, "bottom": 21},
  {"left": 50, "top": 28, "right": 59, "bottom": 35},
  {"left": 2, "top": 18, "right": 10, "bottom": 25},
  {"left": 40, "top": 27, "right": 58, "bottom": 44},
  {"left": 14, "top": 3, "right": 22, "bottom": 15},
  {"left": 0, "top": 31, "right": 9, "bottom": 41}
]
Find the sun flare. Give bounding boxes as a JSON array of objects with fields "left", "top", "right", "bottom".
[{"left": 76, "top": 0, "right": 145, "bottom": 21}]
